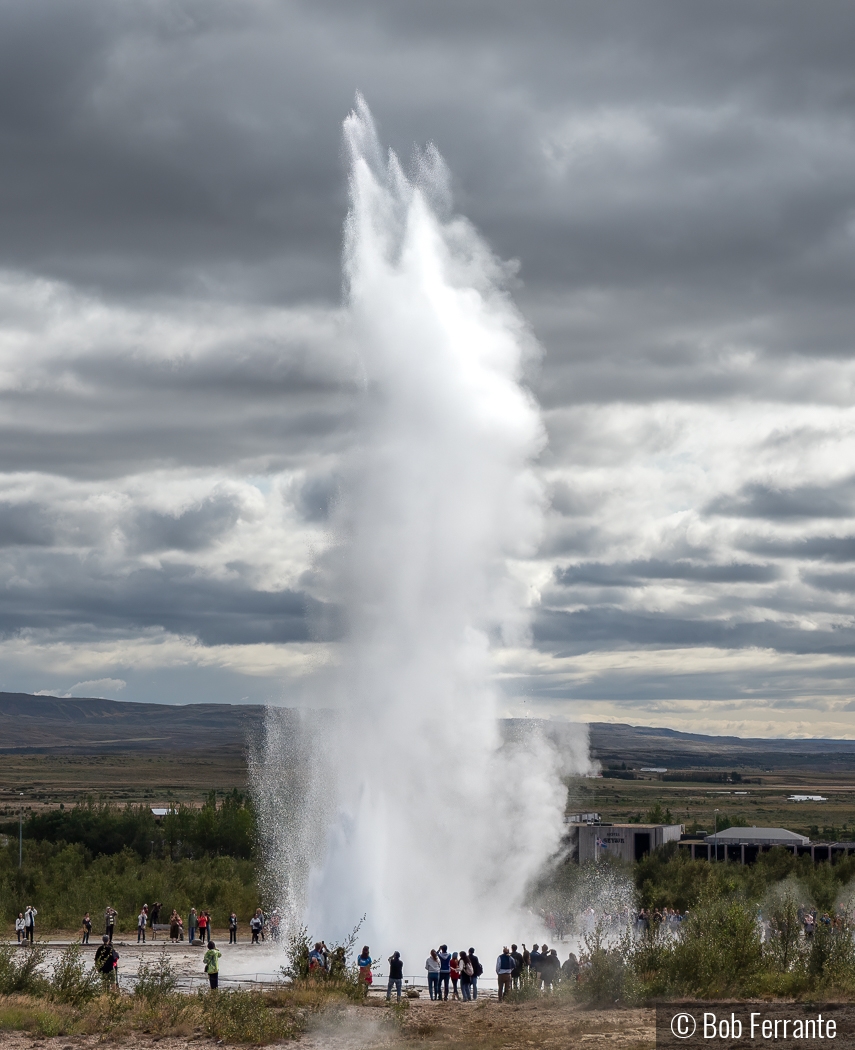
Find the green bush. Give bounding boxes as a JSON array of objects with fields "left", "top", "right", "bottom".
[
  {"left": 200, "top": 989, "right": 302, "bottom": 1044},
  {"left": 0, "top": 944, "right": 48, "bottom": 996},
  {"left": 48, "top": 945, "right": 100, "bottom": 1006},
  {"left": 134, "top": 948, "right": 178, "bottom": 1001},
  {"left": 762, "top": 880, "right": 805, "bottom": 974},
  {"left": 576, "top": 924, "right": 639, "bottom": 1006},
  {"left": 661, "top": 890, "right": 764, "bottom": 997},
  {"left": 281, "top": 920, "right": 367, "bottom": 1000},
  {"left": 805, "top": 922, "right": 855, "bottom": 989}
]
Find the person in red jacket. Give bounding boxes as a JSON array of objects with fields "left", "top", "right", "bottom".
[{"left": 196, "top": 910, "right": 208, "bottom": 945}]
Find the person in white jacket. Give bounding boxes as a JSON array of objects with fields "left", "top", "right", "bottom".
[
  {"left": 137, "top": 906, "right": 148, "bottom": 943},
  {"left": 15, "top": 913, "right": 25, "bottom": 944},
  {"left": 24, "top": 905, "right": 37, "bottom": 944},
  {"left": 425, "top": 949, "right": 441, "bottom": 1000}
]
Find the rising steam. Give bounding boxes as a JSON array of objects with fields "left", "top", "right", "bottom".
[{"left": 252, "top": 96, "right": 589, "bottom": 960}]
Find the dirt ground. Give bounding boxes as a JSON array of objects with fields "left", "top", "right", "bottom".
[{"left": 0, "top": 998, "right": 655, "bottom": 1049}]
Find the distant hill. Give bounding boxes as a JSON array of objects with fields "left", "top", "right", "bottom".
[
  {"left": 2, "top": 693, "right": 854, "bottom": 768},
  {"left": 0, "top": 692, "right": 265, "bottom": 753},
  {"left": 510, "top": 718, "right": 855, "bottom": 771}
]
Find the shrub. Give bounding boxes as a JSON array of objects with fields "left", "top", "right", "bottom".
[
  {"left": 576, "top": 923, "right": 639, "bottom": 1006},
  {"left": 0, "top": 943, "right": 48, "bottom": 996},
  {"left": 200, "top": 989, "right": 302, "bottom": 1043},
  {"left": 661, "top": 890, "right": 764, "bottom": 997},
  {"left": 763, "top": 880, "right": 806, "bottom": 974},
  {"left": 805, "top": 922, "right": 855, "bottom": 989},
  {"left": 281, "top": 920, "right": 367, "bottom": 1001},
  {"left": 506, "top": 967, "right": 542, "bottom": 1003},
  {"left": 134, "top": 948, "right": 178, "bottom": 1001},
  {"left": 48, "top": 944, "right": 100, "bottom": 1006}
]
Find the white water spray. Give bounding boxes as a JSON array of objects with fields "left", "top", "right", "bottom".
[{"left": 254, "top": 97, "right": 589, "bottom": 962}]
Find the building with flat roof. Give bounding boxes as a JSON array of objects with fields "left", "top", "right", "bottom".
[
  {"left": 679, "top": 826, "right": 855, "bottom": 865},
  {"left": 570, "top": 822, "right": 683, "bottom": 864},
  {"left": 704, "top": 827, "right": 809, "bottom": 847}
]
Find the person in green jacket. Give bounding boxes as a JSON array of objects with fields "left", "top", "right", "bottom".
[{"left": 204, "top": 941, "right": 222, "bottom": 990}]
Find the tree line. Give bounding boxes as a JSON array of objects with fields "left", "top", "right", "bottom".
[{"left": 1, "top": 790, "right": 256, "bottom": 861}]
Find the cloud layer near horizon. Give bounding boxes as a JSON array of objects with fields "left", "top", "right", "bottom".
[{"left": 1, "top": 1, "right": 855, "bottom": 736}]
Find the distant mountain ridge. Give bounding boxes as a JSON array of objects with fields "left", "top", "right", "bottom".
[
  {"left": 0, "top": 692, "right": 265, "bottom": 753},
  {"left": 2, "top": 692, "right": 854, "bottom": 768}
]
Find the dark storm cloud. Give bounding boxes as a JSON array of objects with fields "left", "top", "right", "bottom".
[
  {"left": 127, "top": 494, "right": 242, "bottom": 553},
  {"left": 534, "top": 607, "right": 855, "bottom": 658},
  {"left": 0, "top": 502, "right": 55, "bottom": 547},
  {"left": 744, "top": 535, "right": 855, "bottom": 563},
  {"left": 0, "top": 553, "right": 342, "bottom": 646},
  {"left": 554, "top": 560, "right": 779, "bottom": 587},
  {"left": 0, "top": 340, "right": 357, "bottom": 479},
  {"left": 803, "top": 571, "right": 855, "bottom": 595},
  {"left": 0, "top": 0, "right": 852, "bottom": 323},
  {"left": 1, "top": 0, "right": 854, "bottom": 716},
  {"left": 296, "top": 471, "right": 339, "bottom": 523},
  {"left": 706, "top": 480, "right": 855, "bottom": 520}
]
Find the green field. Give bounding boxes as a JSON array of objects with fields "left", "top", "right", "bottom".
[
  {"left": 0, "top": 749, "right": 247, "bottom": 818},
  {"left": 568, "top": 769, "right": 855, "bottom": 840}
]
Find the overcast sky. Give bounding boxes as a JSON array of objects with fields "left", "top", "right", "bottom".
[{"left": 2, "top": 0, "right": 855, "bottom": 736}]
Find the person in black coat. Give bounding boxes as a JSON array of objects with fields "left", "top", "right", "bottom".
[{"left": 386, "top": 951, "right": 404, "bottom": 1001}]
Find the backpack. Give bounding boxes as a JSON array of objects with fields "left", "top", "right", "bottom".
[{"left": 472, "top": 957, "right": 483, "bottom": 977}]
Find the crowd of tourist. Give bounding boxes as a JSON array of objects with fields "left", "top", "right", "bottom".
[
  {"left": 10, "top": 901, "right": 285, "bottom": 948},
  {"left": 300, "top": 938, "right": 581, "bottom": 1003}
]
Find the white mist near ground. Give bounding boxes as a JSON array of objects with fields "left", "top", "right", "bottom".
[{"left": 252, "top": 96, "right": 591, "bottom": 966}]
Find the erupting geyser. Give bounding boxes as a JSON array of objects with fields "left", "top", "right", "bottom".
[{"left": 252, "top": 96, "right": 590, "bottom": 959}]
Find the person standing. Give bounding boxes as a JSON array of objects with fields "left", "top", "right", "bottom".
[
  {"left": 149, "top": 902, "right": 161, "bottom": 940},
  {"left": 137, "top": 905, "right": 148, "bottom": 943},
  {"left": 15, "top": 913, "right": 25, "bottom": 944},
  {"left": 529, "top": 943, "right": 542, "bottom": 985},
  {"left": 204, "top": 941, "right": 222, "bottom": 990},
  {"left": 458, "top": 950, "right": 473, "bottom": 1001},
  {"left": 82, "top": 913, "right": 92, "bottom": 945},
  {"left": 562, "top": 951, "right": 579, "bottom": 982},
  {"left": 95, "top": 935, "right": 119, "bottom": 988},
  {"left": 449, "top": 952, "right": 461, "bottom": 999},
  {"left": 250, "top": 910, "right": 263, "bottom": 945},
  {"left": 468, "top": 948, "right": 482, "bottom": 1000},
  {"left": 425, "top": 949, "right": 441, "bottom": 1000},
  {"left": 188, "top": 908, "right": 198, "bottom": 944},
  {"left": 197, "top": 909, "right": 207, "bottom": 945},
  {"left": 24, "top": 905, "right": 37, "bottom": 944},
  {"left": 105, "top": 906, "right": 117, "bottom": 943},
  {"left": 308, "top": 941, "right": 327, "bottom": 971},
  {"left": 386, "top": 951, "right": 404, "bottom": 1001},
  {"left": 229, "top": 912, "right": 238, "bottom": 944},
  {"left": 357, "top": 946, "right": 373, "bottom": 997},
  {"left": 496, "top": 947, "right": 515, "bottom": 1002},
  {"left": 510, "top": 944, "right": 523, "bottom": 989},
  {"left": 541, "top": 949, "right": 560, "bottom": 991},
  {"left": 436, "top": 944, "right": 451, "bottom": 1001}
]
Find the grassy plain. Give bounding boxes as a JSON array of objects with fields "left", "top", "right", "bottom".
[
  {"left": 568, "top": 770, "right": 855, "bottom": 839},
  {"left": 2, "top": 748, "right": 854, "bottom": 838},
  {"left": 0, "top": 748, "right": 247, "bottom": 817}
]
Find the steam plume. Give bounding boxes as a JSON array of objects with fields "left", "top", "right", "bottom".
[{"left": 254, "top": 96, "right": 588, "bottom": 958}]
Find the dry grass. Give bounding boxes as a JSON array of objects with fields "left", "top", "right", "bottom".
[
  {"left": 369, "top": 995, "right": 655, "bottom": 1050},
  {"left": 0, "top": 987, "right": 657, "bottom": 1049}
]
